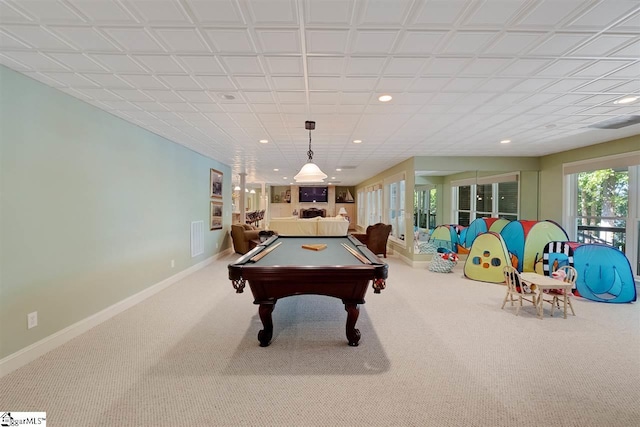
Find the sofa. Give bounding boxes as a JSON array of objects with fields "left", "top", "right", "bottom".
[
  {"left": 268, "top": 216, "right": 349, "bottom": 236},
  {"left": 230, "top": 223, "right": 261, "bottom": 254}
]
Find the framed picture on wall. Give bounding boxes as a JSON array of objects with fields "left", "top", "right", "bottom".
[
  {"left": 210, "top": 201, "right": 223, "bottom": 230},
  {"left": 210, "top": 168, "right": 223, "bottom": 198}
]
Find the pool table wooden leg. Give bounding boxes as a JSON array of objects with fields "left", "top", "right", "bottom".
[
  {"left": 258, "top": 302, "right": 276, "bottom": 347},
  {"left": 344, "top": 303, "right": 361, "bottom": 346}
]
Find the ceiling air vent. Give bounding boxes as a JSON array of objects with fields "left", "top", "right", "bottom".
[{"left": 588, "top": 115, "right": 640, "bottom": 129}]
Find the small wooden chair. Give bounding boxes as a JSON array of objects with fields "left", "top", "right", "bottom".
[
  {"left": 542, "top": 265, "right": 577, "bottom": 318},
  {"left": 501, "top": 266, "right": 537, "bottom": 316}
]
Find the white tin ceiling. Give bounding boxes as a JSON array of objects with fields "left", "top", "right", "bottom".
[{"left": 1, "top": 0, "right": 639, "bottom": 185}]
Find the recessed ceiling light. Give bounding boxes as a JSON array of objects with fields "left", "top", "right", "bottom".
[
  {"left": 283, "top": 177, "right": 287, "bottom": 179},
  {"left": 353, "top": 139, "right": 362, "bottom": 144},
  {"left": 378, "top": 95, "right": 392, "bottom": 102},
  {"left": 500, "top": 139, "right": 511, "bottom": 144},
  {"left": 259, "top": 139, "right": 268, "bottom": 144},
  {"left": 331, "top": 177, "right": 336, "bottom": 179},
  {"left": 273, "top": 168, "right": 279, "bottom": 171},
  {"left": 219, "top": 93, "right": 235, "bottom": 100},
  {"left": 614, "top": 96, "right": 639, "bottom": 105},
  {"left": 336, "top": 168, "right": 342, "bottom": 172}
]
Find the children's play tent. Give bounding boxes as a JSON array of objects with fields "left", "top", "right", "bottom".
[
  {"left": 500, "top": 220, "right": 568, "bottom": 272},
  {"left": 543, "top": 241, "right": 636, "bottom": 303},
  {"left": 463, "top": 232, "right": 512, "bottom": 283},
  {"left": 430, "top": 224, "right": 463, "bottom": 252},
  {"left": 460, "top": 218, "right": 510, "bottom": 250}
]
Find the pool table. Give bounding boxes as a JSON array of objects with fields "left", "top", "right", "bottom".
[{"left": 228, "top": 235, "right": 388, "bottom": 347}]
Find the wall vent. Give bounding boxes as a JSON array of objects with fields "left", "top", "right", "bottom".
[
  {"left": 191, "top": 221, "right": 204, "bottom": 258},
  {"left": 588, "top": 115, "right": 640, "bottom": 129}
]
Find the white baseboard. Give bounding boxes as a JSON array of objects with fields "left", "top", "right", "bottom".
[{"left": 0, "top": 249, "right": 232, "bottom": 378}]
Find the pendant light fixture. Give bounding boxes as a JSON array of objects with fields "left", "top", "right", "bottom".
[{"left": 294, "top": 120, "right": 327, "bottom": 183}]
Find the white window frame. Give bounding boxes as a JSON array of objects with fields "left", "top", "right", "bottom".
[
  {"left": 451, "top": 173, "right": 520, "bottom": 225},
  {"left": 384, "top": 173, "right": 406, "bottom": 246},
  {"left": 563, "top": 152, "right": 640, "bottom": 279}
]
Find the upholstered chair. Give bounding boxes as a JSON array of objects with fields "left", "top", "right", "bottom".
[
  {"left": 231, "top": 224, "right": 261, "bottom": 255},
  {"left": 352, "top": 223, "right": 392, "bottom": 258}
]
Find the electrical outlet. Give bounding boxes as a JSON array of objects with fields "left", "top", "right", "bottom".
[
  {"left": 171, "top": 259, "right": 175, "bottom": 268},
  {"left": 27, "top": 311, "right": 38, "bottom": 329}
]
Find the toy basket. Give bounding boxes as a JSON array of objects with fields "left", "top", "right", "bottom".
[{"left": 428, "top": 252, "right": 458, "bottom": 273}]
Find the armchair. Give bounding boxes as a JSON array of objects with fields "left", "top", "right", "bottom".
[
  {"left": 231, "top": 224, "right": 261, "bottom": 255},
  {"left": 352, "top": 223, "right": 392, "bottom": 258}
]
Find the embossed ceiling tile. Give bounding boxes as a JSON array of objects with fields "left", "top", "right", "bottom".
[
  {"left": 184, "top": 0, "right": 244, "bottom": 25},
  {"left": 125, "top": 0, "right": 191, "bottom": 24},
  {"left": 572, "top": 60, "right": 634, "bottom": 78},
  {"left": 409, "top": 77, "right": 450, "bottom": 92},
  {"left": 351, "top": 30, "right": 399, "bottom": 54},
  {"left": 103, "top": 28, "right": 166, "bottom": 52},
  {"left": 305, "top": 0, "right": 353, "bottom": 25},
  {"left": 383, "top": 57, "right": 425, "bottom": 75},
  {"left": 132, "top": 55, "right": 185, "bottom": 73},
  {"left": 120, "top": 74, "right": 166, "bottom": 89},
  {"left": 606, "top": 61, "right": 640, "bottom": 78},
  {"left": 255, "top": 29, "right": 300, "bottom": 54},
  {"left": 356, "top": 0, "right": 413, "bottom": 25},
  {"left": 441, "top": 31, "right": 499, "bottom": 54},
  {"left": 422, "top": 57, "right": 470, "bottom": 75},
  {"left": 610, "top": 40, "right": 640, "bottom": 57},
  {"left": 220, "top": 56, "right": 264, "bottom": 74},
  {"left": 276, "top": 91, "right": 306, "bottom": 103},
  {"left": 309, "top": 91, "right": 340, "bottom": 104},
  {"left": 345, "top": 57, "right": 386, "bottom": 75},
  {"left": 203, "top": 29, "right": 254, "bottom": 53},
  {"left": 246, "top": 0, "right": 298, "bottom": 25},
  {"left": 48, "top": 26, "right": 119, "bottom": 51},
  {"left": 412, "top": 0, "right": 468, "bottom": 26},
  {"left": 67, "top": 0, "right": 137, "bottom": 23},
  {"left": 2, "top": 51, "right": 68, "bottom": 70},
  {"left": 156, "top": 74, "right": 201, "bottom": 90},
  {"left": 341, "top": 75, "right": 376, "bottom": 90},
  {"left": 271, "top": 76, "right": 305, "bottom": 90},
  {"left": 339, "top": 92, "right": 373, "bottom": 105},
  {"left": 485, "top": 32, "right": 545, "bottom": 55},
  {"left": 143, "top": 90, "right": 185, "bottom": 102},
  {"left": 83, "top": 73, "right": 132, "bottom": 88},
  {"left": 194, "top": 75, "right": 236, "bottom": 91},
  {"left": 234, "top": 76, "right": 269, "bottom": 90},
  {"left": 498, "top": 58, "right": 553, "bottom": 76},
  {"left": 154, "top": 28, "right": 210, "bottom": 53},
  {"left": 308, "top": 76, "right": 342, "bottom": 90},
  {"left": 89, "top": 54, "right": 147, "bottom": 73},
  {"left": 263, "top": 56, "right": 303, "bottom": 74},
  {"left": 2, "top": 25, "right": 73, "bottom": 50},
  {"left": 176, "top": 55, "right": 225, "bottom": 74},
  {"left": 395, "top": 31, "right": 447, "bottom": 54},
  {"left": 307, "top": 57, "right": 345, "bottom": 75},
  {"left": 460, "top": 57, "right": 512, "bottom": 76},
  {"left": 463, "top": 0, "right": 528, "bottom": 26},
  {"left": 568, "top": 0, "right": 639, "bottom": 29},
  {"left": 306, "top": 29, "right": 349, "bottom": 54},
  {"left": 46, "top": 53, "right": 106, "bottom": 72},
  {"left": 570, "top": 34, "right": 637, "bottom": 56},
  {"left": 528, "top": 33, "right": 592, "bottom": 56},
  {"left": 376, "top": 77, "right": 414, "bottom": 92}
]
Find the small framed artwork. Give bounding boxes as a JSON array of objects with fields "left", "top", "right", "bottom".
[
  {"left": 210, "top": 201, "right": 223, "bottom": 230},
  {"left": 210, "top": 168, "right": 223, "bottom": 198}
]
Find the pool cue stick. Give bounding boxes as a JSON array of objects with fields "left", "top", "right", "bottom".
[
  {"left": 250, "top": 241, "right": 282, "bottom": 262},
  {"left": 341, "top": 243, "right": 371, "bottom": 264}
]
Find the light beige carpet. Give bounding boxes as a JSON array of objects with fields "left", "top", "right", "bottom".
[{"left": 1, "top": 254, "right": 639, "bottom": 426}]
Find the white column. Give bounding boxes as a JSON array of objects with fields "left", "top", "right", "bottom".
[{"left": 239, "top": 172, "right": 246, "bottom": 224}]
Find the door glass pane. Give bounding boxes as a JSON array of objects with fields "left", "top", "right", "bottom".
[{"left": 498, "top": 181, "right": 518, "bottom": 214}]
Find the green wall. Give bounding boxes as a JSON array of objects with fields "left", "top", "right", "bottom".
[{"left": 0, "top": 67, "right": 231, "bottom": 358}]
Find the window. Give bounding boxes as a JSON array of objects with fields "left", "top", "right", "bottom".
[
  {"left": 452, "top": 174, "right": 519, "bottom": 225},
  {"left": 414, "top": 186, "right": 437, "bottom": 230},
  {"left": 564, "top": 152, "right": 639, "bottom": 278},
  {"left": 358, "top": 184, "right": 382, "bottom": 228},
  {"left": 385, "top": 174, "right": 405, "bottom": 243}
]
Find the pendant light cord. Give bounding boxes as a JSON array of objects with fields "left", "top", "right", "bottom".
[{"left": 307, "top": 129, "right": 314, "bottom": 161}]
